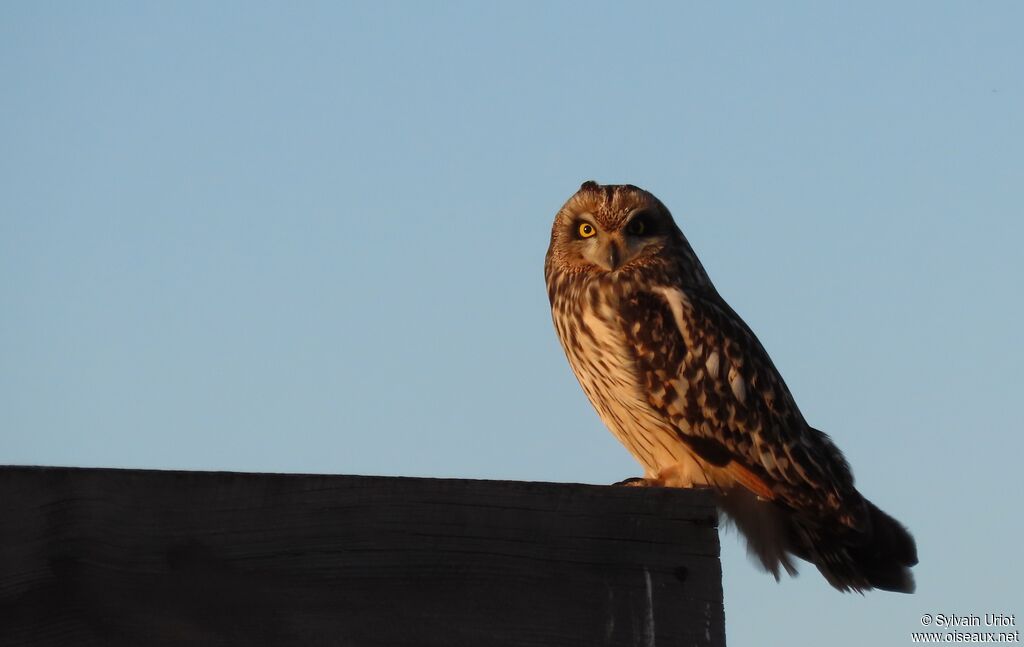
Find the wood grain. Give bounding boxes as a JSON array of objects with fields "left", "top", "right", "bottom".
[{"left": 0, "top": 466, "right": 725, "bottom": 646}]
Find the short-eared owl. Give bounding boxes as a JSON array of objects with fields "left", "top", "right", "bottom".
[{"left": 545, "top": 181, "right": 917, "bottom": 592}]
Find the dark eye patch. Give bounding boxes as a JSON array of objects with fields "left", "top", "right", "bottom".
[{"left": 626, "top": 211, "right": 656, "bottom": 236}]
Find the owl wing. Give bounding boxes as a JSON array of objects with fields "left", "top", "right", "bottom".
[{"left": 620, "top": 285, "right": 863, "bottom": 528}]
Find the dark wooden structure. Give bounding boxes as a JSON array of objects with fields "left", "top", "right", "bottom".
[{"left": 0, "top": 466, "right": 725, "bottom": 646}]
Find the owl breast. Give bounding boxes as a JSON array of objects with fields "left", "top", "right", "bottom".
[{"left": 549, "top": 273, "right": 708, "bottom": 486}]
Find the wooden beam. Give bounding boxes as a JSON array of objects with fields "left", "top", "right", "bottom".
[{"left": 0, "top": 466, "right": 725, "bottom": 646}]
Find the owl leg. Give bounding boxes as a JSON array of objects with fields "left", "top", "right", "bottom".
[{"left": 656, "top": 463, "right": 702, "bottom": 488}]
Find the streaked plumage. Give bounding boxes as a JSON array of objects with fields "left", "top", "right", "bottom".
[{"left": 545, "top": 181, "right": 917, "bottom": 592}]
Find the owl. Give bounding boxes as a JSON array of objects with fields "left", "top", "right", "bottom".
[{"left": 545, "top": 181, "right": 917, "bottom": 593}]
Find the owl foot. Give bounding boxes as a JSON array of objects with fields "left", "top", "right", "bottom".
[{"left": 612, "top": 477, "right": 661, "bottom": 487}]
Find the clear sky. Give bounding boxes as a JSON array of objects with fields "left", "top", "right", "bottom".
[{"left": 2, "top": 3, "right": 1021, "bottom": 645}]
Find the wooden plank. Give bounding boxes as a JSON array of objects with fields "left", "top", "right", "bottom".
[{"left": 0, "top": 466, "right": 725, "bottom": 646}]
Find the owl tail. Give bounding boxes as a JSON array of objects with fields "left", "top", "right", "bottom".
[{"left": 793, "top": 498, "right": 918, "bottom": 594}]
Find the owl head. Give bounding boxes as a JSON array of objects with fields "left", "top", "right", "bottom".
[{"left": 546, "top": 181, "right": 693, "bottom": 276}]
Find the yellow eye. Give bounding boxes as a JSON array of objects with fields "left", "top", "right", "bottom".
[{"left": 578, "top": 222, "right": 596, "bottom": 238}]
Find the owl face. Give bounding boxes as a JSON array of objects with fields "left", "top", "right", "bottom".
[{"left": 547, "top": 181, "right": 683, "bottom": 274}]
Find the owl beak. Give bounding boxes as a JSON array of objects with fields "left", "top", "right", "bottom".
[
  {"left": 589, "top": 238, "right": 626, "bottom": 272},
  {"left": 607, "top": 243, "right": 621, "bottom": 271},
  {"left": 604, "top": 240, "right": 623, "bottom": 271}
]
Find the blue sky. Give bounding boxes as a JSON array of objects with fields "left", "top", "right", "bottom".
[{"left": 2, "top": 3, "right": 1021, "bottom": 645}]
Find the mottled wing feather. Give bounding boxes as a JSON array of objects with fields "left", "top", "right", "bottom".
[{"left": 620, "top": 285, "right": 862, "bottom": 527}]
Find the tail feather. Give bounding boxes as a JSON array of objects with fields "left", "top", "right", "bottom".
[
  {"left": 719, "top": 488, "right": 918, "bottom": 593},
  {"left": 792, "top": 499, "right": 918, "bottom": 594},
  {"left": 849, "top": 500, "right": 918, "bottom": 592}
]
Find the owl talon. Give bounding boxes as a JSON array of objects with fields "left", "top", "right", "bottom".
[{"left": 612, "top": 477, "right": 659, "bottom": 487}]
